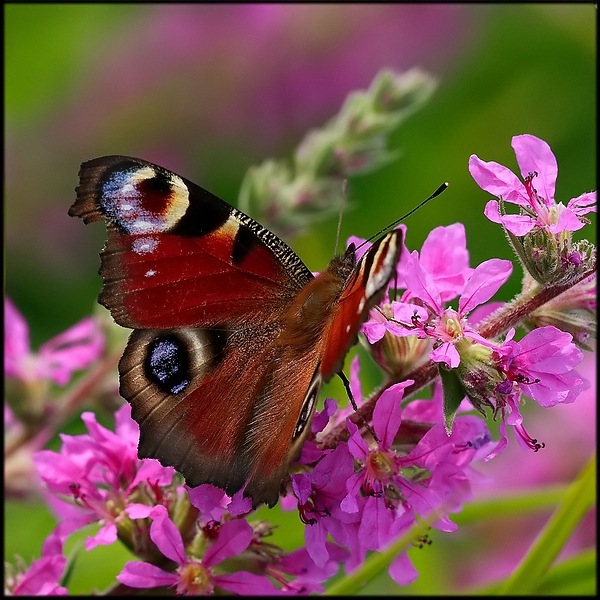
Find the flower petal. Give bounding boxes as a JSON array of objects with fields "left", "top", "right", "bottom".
[
  {"left": 459, "top": 259, "right": 512, "bottom": 315},
  {"left": 215, "top": 571, "right": 280, "bottom": 595},
  {"left": 4, "top": 298, "right": 31, "bottom": 377},
  {"left": 484, "top": 200, "right": 537, "bottom": 235},
  {"left": 373, "top": 381, "right": 412, "bottom": 448},
  {"left": 149, "top": 505, "right": 186, "bottom": 565},
  {"left": 468, "top": 155, "right": 528, "bottom": 205},
  {"left": 512, "top": 134, "right": 557, "bottom": 205},
  {"left": 117, "top": 561, "right": 177, "bottom": 589},
  {"left": 567, "top": 191, "right": 596, "bottom": 215},
  {"left": 203, "top": 519, "right": 253, "bottom": 566},
  {"left": 389, "top": 552, "right": 418, "bottom": 586},
  {"left": 38, "top": 317, "right": 104, "bottom": 386},
  {"left": 430, "top": 342, "right": 460, "bottom": 368}
]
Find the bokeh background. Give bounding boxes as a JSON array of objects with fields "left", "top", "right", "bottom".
[{"left": 5, "top": 4, "right": 596, "bottom": 595}]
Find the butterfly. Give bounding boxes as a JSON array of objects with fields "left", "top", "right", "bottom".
[{"left": 69, "top": 156, "right": 403, "bottom": 507}]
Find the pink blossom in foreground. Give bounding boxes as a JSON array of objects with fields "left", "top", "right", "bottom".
[
  {"left": 360, "top": 223, "right": 472, "bottom": 345},
  {"left": 4, "top": 554, "right": 67, "bottom": 596},
  {"left": 4, "top": 297, "right": 104, "bottom": 386},
  {"left": 289, "top": 374, "right": 495, "bottom": 586},
  {"left": 118, "top": 505, "right": 278, "bottom": 595},
  {"left": 469, "top": 134, "right": 596, "bottom": 236},
  {"left": 33, "top": 404, "right": 176, "bottom": 555},
  {"left": 388, "top": 249, "right": 513, "bottom": 368}
]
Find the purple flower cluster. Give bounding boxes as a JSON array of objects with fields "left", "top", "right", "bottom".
[
  {"left": 4, "top": 134, "right": 595, "bottom": 594},
  {"left": 287, "top": 381, "right": 494, "bottom": 586}
]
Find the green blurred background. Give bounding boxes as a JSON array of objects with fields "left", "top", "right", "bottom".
[{"left": 4, "top": 4, "right": 596, "bottom": 595}]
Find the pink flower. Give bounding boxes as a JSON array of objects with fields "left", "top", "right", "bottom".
[
  {"left": 481, "top": 326, "right": 587, "bottom": 458},
  {"left": 34, "top": 404, "right": 175, "bottom": 555},
  {"left": 392, "top": 250, "right": 512, "bottom": 368},
  {"left": 496, "top": 326, "right": 587, "bottom": 408},
  {"left": 117, "top": 506, "right": 277, "bottom": 595},
  {"left": 291, "top": 443, "right": 359, "bottom": 569},
  {"left": 469, "top": 134, "right": 596, "bottom": 236},
  {"left": 338, "top": 380, "right": 494, "bottom": 585},
  {"left": 5, "top": 554, "right": 67, "bottom": 596},
  {"left": 360, "top": 223, "right": 473, "bottom": 345},
  {"left": 4, "top": 298, "right": 104, "bottom": 386}
]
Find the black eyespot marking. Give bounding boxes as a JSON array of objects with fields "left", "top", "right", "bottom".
[
  {"left": 146, "top": 334, "right": 191, "bottom": 395},
  {"left": 232, "top": 224, "right": 257, "bottom": 264},
  {"left": 293, "top": 376, "right": 321, "bottom": 440}
]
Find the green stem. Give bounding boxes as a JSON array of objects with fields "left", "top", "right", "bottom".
[
  {"left": 466, "top": 547, "right": 596, "bottom": 595},
  {"left": 497, "top": 454, "right": 596, "bottom": 595},
  {"left": 323, "top": 508, "right": 444, "bottom": 595}
]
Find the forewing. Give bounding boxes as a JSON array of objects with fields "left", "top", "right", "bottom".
[{"left": 69, "top": 156, "right": 313, "bottom": 330}]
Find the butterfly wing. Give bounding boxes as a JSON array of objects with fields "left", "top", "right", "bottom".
[
  {"left": 69, "top": 156, "right": 313, "bottom": 330},
  {"left": 120, "top": 325, "right": 321, "bottom": 507},
  {"left": 69, "top": 156, "right": 319, "bottom": 506}
]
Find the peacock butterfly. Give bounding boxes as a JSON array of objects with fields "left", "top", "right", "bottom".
[{"left": 69, "top": 156, "right": 403, "bottom": 507}]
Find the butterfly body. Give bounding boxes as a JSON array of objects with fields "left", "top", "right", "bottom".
[{"left": 70, "top": 156, "right": 402, "bottom": 506}]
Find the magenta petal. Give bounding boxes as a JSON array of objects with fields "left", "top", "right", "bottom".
[
  {"left": 38, "top": 317, "right": 104, "bottom": 386},
  {"left": 187, "top": 484, "right": 228, "bottom": 521},
  {"left": 484, "top": 201, "right": 536, "bottom": 235},
  {"left": 389, "top": 552, "right": 418, "bottom": 586},
  {"left": 349, "top": 355, "right": 363, "bottom": 407},
  {"left": 362, "top": 320, "right": 387, "bottom": 343},
  {"left": 430, "top": 342, "right": 460, "bottom": 368},
  {"left": 42, "top": 514, "right": 96, "bottom": 555},
  {"left": 291, "top": 473, "right": 313, "bottom": 504},
  {"left": 125, "top": 503, "right": 154, "bottom": 519},
  {"left": 216, "top": 571, "right": 280, "bottom": 595},
  {"left": 468, "top": 155, "right": 527, "bottom": 204},
  {"left": 483, "top": 199, "right": 503, "bottom": 223},
  {"left": 402, "top": 250, "right": 442, "bottom": 312},
  {"left": 130, "top": 459, "right": 174, "bottom": 491},
  {"left": 549, "top": 207, "right": 585, "bottom": 233},
  {"left": 511, "top": 134, "right": 557, "bottom": 205},
  {"left": 373, "top": 381, "right": 412, "bottom": 448},
  {"left": 516, "top": 327, "right": 582, "bottom": 372},
  {"left": 149, "top": 506, "right": 186, "bottom": 565},
  {"left": 12, "top": 555, "right": 67, "bottom": 596},
  {"left": 204, "top": 519, "right": 253, "bottom": 566},
  {"left": 85, "top": 521, "right": 117, "bottom": 551},
  {"left": 341, "top": 472, "right": 364, "bottom": 514},
  {"left": 459, "top": 259, "right": 512, "bottom": 315},
  {"left": 346, "top": 419, "right": 369, "bottom": 459},
  {"left": 117, "top": 561, "right": 177, "bottom": 588},
  {"left": 304, "top": 518, "right": 329, "bottom": 567},
  {"left": 228, "top": 490, "right": 253, "bottom": 516},
  {"left": 358, "top": 496, "right": 393, "bottom": 551},
  {"left": 420, "top": 223, "right": 470, "bottom": 285},
  {"left": 568, "top": 191, "right": 596, "bottom": 214}
]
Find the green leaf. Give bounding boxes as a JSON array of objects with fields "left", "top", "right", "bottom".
[
  {"left": 439, "top": 365, "right": 465, "bottom": 434},
  {"left": 497, "top": 454, "right": 596, "bottom": 595}
]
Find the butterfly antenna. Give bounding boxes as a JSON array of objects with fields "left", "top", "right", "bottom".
[
  {"left": 337, "top": 371, "right": 380, "bottom": 443},
  {"left": 334, "top": 179, "right": 348, "bottom": 256},
  {"left": 356, "top": 181, "right": 448, "bottom": 251}
]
